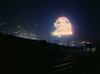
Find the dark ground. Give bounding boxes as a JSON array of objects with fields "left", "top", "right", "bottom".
[{"left": 0, "top": 34, "right": 100, "bottom": 74}]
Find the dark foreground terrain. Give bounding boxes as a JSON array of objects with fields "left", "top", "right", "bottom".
[{"left": 0, "top": 34, "right": 100, "bottom": 74}]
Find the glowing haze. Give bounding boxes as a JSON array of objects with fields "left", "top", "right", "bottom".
[{"left": 52, "top": 17, "right": 73, "bottom": 37}]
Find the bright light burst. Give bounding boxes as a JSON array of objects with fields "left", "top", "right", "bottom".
[{"left": 52, "top": 17, "right": 73, "bottom": 37}]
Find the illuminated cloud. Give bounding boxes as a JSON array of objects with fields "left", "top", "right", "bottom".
[{"left": 52, "top": 17, "right": 73, "bottom": 37}]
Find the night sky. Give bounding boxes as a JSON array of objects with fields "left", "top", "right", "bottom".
[{"left": 0, "top": 0, "right": 100, "bottom": 41}]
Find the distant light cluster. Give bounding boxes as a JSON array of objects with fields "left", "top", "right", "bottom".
[{"left": 52, "top": 17, "right": 73, "bottom": 37}]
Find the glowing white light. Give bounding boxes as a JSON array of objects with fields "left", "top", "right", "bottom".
[{"left": 52, "top": 17, "right": 73, "bottom": 37}]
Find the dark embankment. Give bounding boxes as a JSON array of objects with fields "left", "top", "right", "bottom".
[
  {"left": 0, "top": 34, "right": 100, "bottom": 74},
  {"left": 0, "top": 34, "right": 78, "bottom": 74}
]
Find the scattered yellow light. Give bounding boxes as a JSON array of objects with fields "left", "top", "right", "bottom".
[
  {"left": 83, "top": 41, "right": 85, "bottom": 44},
  {"left": 86, "top": 42, "right": 90, "bottom": 44}
]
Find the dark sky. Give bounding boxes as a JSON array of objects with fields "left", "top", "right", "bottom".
[{"left": 0, "top": 0, "right": 100, "bottom": 41}]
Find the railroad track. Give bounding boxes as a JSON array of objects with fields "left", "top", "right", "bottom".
[{"left": 41, "top": 56, "right": 87, "bottom": 74}]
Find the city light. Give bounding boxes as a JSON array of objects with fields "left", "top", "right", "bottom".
[{"left": 52, "top": 17, "right": 73, "bottom": 37}]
